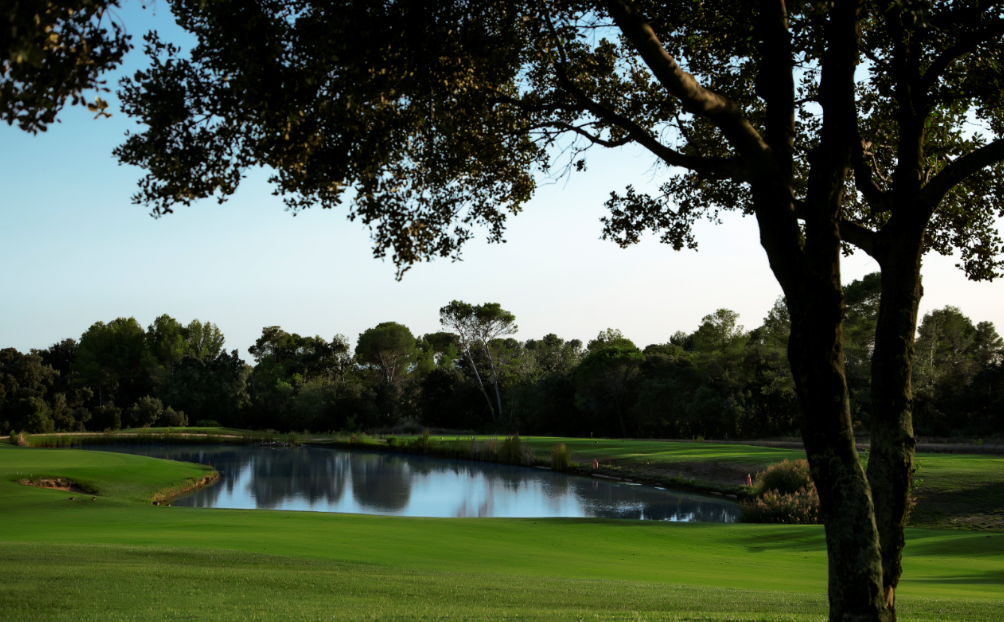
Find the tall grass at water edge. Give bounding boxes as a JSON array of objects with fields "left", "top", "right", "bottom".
[
  {"left": 10, "top": 429, "right": 290, "bottom": 448},
  {"left": 550, "top": 443, "right": 573, "bottom": 471}
]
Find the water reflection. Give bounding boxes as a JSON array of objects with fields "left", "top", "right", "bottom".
[{"left": 84, "top": 444, "right": 739, "bottom": 522}]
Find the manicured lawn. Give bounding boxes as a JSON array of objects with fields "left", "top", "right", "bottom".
[
  {"left": 382, "top": 435, "right": 1004, "bottom": 524},
  {"left": 909, "top": 453, "right": 1004, "bottom": 530},
  {"left": 2, "top": 443, "right": 1003, "bottom": 620},
  {"left": 522, "top": 436, "right": 804, "bottom": 471}
]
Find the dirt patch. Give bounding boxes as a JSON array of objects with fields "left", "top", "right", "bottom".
[
  {"left": 634, "top": 460, "right": 759, "bottom": 488},
  {"left": 17, "top": 477, "right": 92, "bottom": 494},
  {"left": 150, "top": 472, "right": 220, "bottom": 505},
  {"left": 910, "top": 481, "right": 1004, "bottom": 531}
]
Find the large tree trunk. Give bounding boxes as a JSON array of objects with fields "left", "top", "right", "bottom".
[
  {"left": 866, "top": 224, "right": 925, "bottom": 619},
  {"left": 754, "top": 184, "right": 888, "bottom": 621},
  {"left": 786, "top": 270, "right": 888, "bottom": 622}
]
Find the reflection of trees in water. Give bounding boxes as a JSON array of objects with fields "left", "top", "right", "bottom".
[
  {"left": 243, "top": 448, "right": 348, "bottom": 509},
  {"left": 91, "top": 444, "right": 349, "bottom": 509},
  {"left": 86, "top": 444, "right": 739, "bottom": 522},
  {"left": 349, "top": 453, "right": 412, "bottom": 512},
  {"left": 573, "top": 483, "right": 740, "bottom": 522}
]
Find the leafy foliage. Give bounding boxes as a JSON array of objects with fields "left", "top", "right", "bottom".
[
  {"left": 741, "top": 459, "right": 820, "bottom": 525},
  {"left": 2, "top": 0, "right": 131, "bottom": 132}
]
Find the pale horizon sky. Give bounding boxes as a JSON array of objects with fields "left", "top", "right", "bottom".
[{"left": 2, "top": 4, "right": 1002, "bottom": 359}]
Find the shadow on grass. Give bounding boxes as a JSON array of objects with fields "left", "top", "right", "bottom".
[
  {"left": 912, "top": 481, "right": 1004, "bottom": 528},
  {"left": 906, "top": 531, "right": 1004, "bottom": 558}
]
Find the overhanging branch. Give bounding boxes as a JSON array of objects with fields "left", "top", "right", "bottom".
[
  {"left": 839, "top": 220, "right": 878, "bottom": 258},
  {"left": 921, "top": 18, "right": 1004, "bottom": 92},
  {"left": 542, "top": 13, "right": 747, "bottom": 181},
  {"left": 601, "top": 0, "right": 771, "bottom": 167},
  {"left": 920, "top": 138, "right": 1004, "bottom": 208}
]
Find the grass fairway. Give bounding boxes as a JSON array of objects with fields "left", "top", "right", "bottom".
[{"left": 2, "top": 444, "right": 1003, "bottom": 620}]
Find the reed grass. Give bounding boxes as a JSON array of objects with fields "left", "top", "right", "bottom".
[
  {"left": 16, "top": 429, "right": 282, "bottom": 448},
  {"left": 550, "top": 443, "right": 572, "bottom": 471}
]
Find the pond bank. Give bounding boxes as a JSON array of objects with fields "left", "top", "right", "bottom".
[{"left": 308, "top": 437, "right": 751, "bottom": 500}]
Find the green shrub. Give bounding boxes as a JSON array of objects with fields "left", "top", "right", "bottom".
[
  {"left": 752, "top": 459, "right": 813, "bottom": 496},
  {"left": 385, "top": 436, "right": 398, "bottom": 447},
  {"left": 195, "top": 420, "right": 220, "bottom": 427},
  {"left": 497, "top": 434, "right": 535, "bottom": 466},
  {"left": 498, "top": 434, "right": 521, "bottom": 464},
  {"left": 551, "top": 443, "right": 572, "bottom": 472},
  {"left": 740, "top": 459, "right": 820, "bottom": 524},
  {"left": 739, "top": 487, "right": 820, "bottom": 524},
  {"left": 409, "top": 428, "right": 433, "bottom": 451}
]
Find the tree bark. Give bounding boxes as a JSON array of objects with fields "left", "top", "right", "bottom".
[
  {"left": 481, "top": 341, "right": 505, "bottom": 425},
  {"left": 787, "top": 277, "right": 888, "bottom": 622},
  {"left": 866, "top": 220, "right": 925, "bottom": 619},
  {"left": 464, "top": 349, "right": 496, "bottom": 424},
  {"left": 758, "top": 207, "right": 888, "bottom": 621}
]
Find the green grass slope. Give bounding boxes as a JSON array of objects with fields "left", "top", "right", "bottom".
[{"left": 2, "top": 444, "right": 1004, "bottom": 620}]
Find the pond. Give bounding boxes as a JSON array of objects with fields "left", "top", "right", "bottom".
[{"left": 84, "top": 444, "right": 740, "bottom": 522}]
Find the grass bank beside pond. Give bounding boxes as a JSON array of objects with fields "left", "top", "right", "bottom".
[
  {"left": 1, "top": 444, "right": 1003, "bottom": 621},
  {"left": 9, "top": 429, "right": 1004, "bottom": 529},
  {"left": 323, "top": 434, "right": 1004, "bottom": 528}
]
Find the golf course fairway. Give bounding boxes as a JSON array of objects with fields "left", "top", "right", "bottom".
[{"left": 1, "top": 443, "right": 1002, "bottom": 621}]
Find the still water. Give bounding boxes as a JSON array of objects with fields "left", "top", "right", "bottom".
[{"left": 86, "top": 444, "right": 739, "bottom": 522}]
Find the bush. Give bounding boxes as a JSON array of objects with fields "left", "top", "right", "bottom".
[
  {"left": 739, "top": 486, "right": 820, "bottom": 524},
  {"left": 498, "top": 434, "right": 522, "bottom": 464},
  {"left": 551, "top": 443, "right": 572, "bottom": 471},
  {"left": 90, "top": 403, "right": 122, "bottom": 431},
  {"left": 398, "top": 416, "right": 423, "bottom": 435},
  {"left": 194, "top": 419, "right": 220, "bottom": 427},
  {"left": 385, "top": 436, "right": 398, "bottom": 447},
  {"left": 752, "top": 459, "right": 813, "bottom": 496},
  {"left": 740, "top": 459, "right": 820, "bottom": 524},
  {"left": 125, "top": 396, "right": 164, "bottom": 428},
  {"left": 409, "top": 428, "right": 433, "bottom": 450},
  {"left": 497, "top": 434, "right": 535, "bottom": 466},
  {"left": 158, "top": 406, "right": 188, "bottom": 427}
]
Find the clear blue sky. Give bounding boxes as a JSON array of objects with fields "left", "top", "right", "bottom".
[{"left": 2, "top": 3, "right": 1001, "bottom": 358}]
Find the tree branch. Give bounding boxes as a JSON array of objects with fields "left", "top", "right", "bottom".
[
  {"left": 804, "top": 0, "right": 863, "bottom": 217},
  {"left": 553, "top": 122, "right": 633, "bottom": 148},
  {"left": 852, "top": 139, "right": 892, "bottom": 213},
  {"left": 754, "top": 0, "right": 795, "bottom": 166},
  {"left": 542, "top": 14, "right": 747, "bottom": 180},
  {"left": 839, "top": 220, "right": 878, "bottom": 258},
  {"left": 601, "top": 0, "right": 771, "bottom": 168},
  {"left": 488, "top": 93, "right": 584, "bottom": 115},
  {"left": 921, "top": 18, "right": 1004, "bottom": 92},
  {"left": 920, "top": 138, "right": 1004, "bottom": 208}
]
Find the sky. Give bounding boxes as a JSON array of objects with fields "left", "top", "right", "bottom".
[{"left": 2, "top": 4, "right": 1002, "bottom": 359}]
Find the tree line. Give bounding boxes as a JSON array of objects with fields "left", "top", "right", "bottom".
[{"left": 3, "top": 274, "right": 1001, "bottom": 439}]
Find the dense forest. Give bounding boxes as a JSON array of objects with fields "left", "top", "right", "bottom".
[{"left": 2, "top": 274, "right": 1001, "bottom": 438}]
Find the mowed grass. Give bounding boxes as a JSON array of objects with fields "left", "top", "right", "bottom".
[
  {"left": 518, "top": 437, "right": 1004, "bottom": 528},
  {"left": 520, "top": 436, "right": 805, "bottom": 467},
  {"left": 2, "top": 444, "right": 1004, "bottom": 620}
]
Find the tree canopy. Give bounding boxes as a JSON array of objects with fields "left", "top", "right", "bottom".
[
  {"left": 355, "top": 322, "right": 417, "bottom": 385},
  {"left": 2, "top": 0, "right": 131, "bottom": 132},
  {"left": 20, "top": 0, "right": 1004, "bottom": 618}
]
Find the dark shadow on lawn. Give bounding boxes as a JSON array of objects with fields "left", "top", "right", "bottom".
[{"left": 912, "top": 481, "right": 1004, "bottom": 529}]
